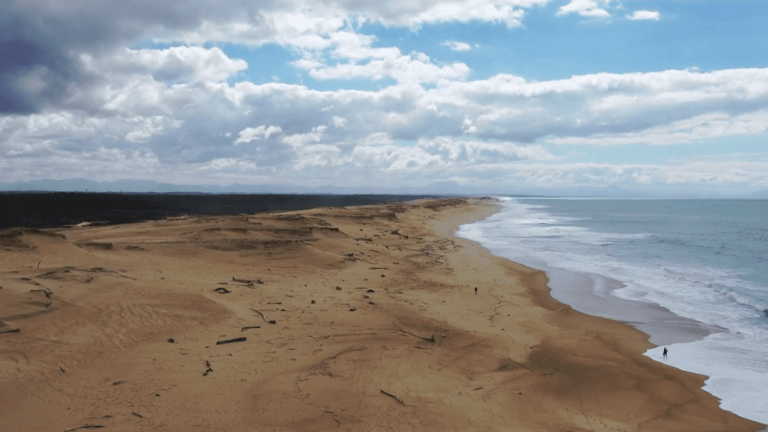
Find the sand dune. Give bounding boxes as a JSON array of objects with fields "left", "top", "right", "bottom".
[{"left": 0, "top": 198, "right": 762, "bottom": 431}]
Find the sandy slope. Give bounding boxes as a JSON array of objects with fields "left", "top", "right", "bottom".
[{"left": 0, "top": 198, "right": 763, "bottom": 432}]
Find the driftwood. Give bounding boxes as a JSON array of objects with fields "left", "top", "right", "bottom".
[
  {"left": 216, "top": 336, "right": 247, "bottom": 345},
  {"left": 233, "top": 277, "right": 263, "bottom": 287},
  {"left": 253, "top": 308, "right": 276, "bottom": 324},
  {"left": 380, "top": 389, "right": 405, "bottom": 405},
  {"left": 0, "top": 328, "right": 21, "bottom": 334},
  {"left": 241, "top": 325, "right": 261, "bottom": 332},
  {"left": 203, "top": 360, "right": 213, "bottom": 376},
  {"left": 391, "top": 229, "right": 408, "bottom": 238},
  {"left": 324, "top": 409, "right": 341, "bottom": 424},
  {"left": 369, "top": 267, "right": 388, "bottom": 270},
  {"left": 394, "top": 321, "right": 435, "bottom": 342},
  {"left": 131, "top": 411, "right": 144, "bottom": 418},
  {"left": 30, "top": 288, "right": 54, "bottom": 307},
  {"left": 213, "top": 287, "right": 231, "bottom": 294},
  {"left": 64, "top": 425, "right": 105, "bottom": 432}
]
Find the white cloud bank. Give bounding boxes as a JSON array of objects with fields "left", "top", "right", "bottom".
[
  {"left": 1, "top": 0, "right": 767, "bottom": 195},
  {"left": 4, "top": 61, "right": 768, "bottom": 191}
]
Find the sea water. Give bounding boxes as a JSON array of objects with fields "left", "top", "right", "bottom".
[{"left": 456, "top": 198, "right": 768, "bottom": 425}]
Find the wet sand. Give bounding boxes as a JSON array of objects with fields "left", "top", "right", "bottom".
[{"left": 0, "top": 198, "right": 763, "bottom": 432}]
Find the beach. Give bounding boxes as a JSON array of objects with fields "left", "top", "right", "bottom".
[{"left": 0, "top": 197, "right": 763, "bottom": 432}]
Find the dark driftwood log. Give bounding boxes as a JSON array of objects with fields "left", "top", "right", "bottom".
[
  {"left": 63, "top": 425, "right": 105, "bottom": 431},
  {"left": 30, "top": 288, "right": 54, "bottom": 307},
  {"left": 214, "top": 287, "right": 231, "bottom": 294},
  {"left": 233, "top": 277, "right": 263, "bottom": 286},
  {"left": 241, "top": 326, "right": 261, "bottom": 332},
  {"left": 216, "top": 336, "right": 247, "bottom": 345},
  {"left": 0, "top": 328, "right": 21, "bottom": 334},
  {"left": 253, "top": 308, "right": 276, "bottom": 324},
  {"left": 394, "top": 321, "right": 435, "bottom": 342},
  {"left": 380, "top": 389, "right": 405, "bottom": 405}
]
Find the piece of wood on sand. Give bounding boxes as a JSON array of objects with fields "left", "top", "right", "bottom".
[
  {"left": 393, "top": 321, "right": 435, "bottom": 342},
  {"left": 216, "top": 336, "right": 247, "bottom": 345},
  {"left": 380, "top": 389, "right": 406, "bottom": 405},
  {"left": 253, "top": 308, "right": 276, "bottom": 324},
  {"left": 63, "top": 425, "right": 105, "bottom": 432}
]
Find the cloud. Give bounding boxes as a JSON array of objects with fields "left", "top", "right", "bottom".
[
  {"left": 117, "top": 47, "right": 248, "bottom": 83},
  {"left": 627, "top": 10, "right": 660, "bottom": 21},
  {"left": 4, "top": 65, "right": 768, "bottom": 189},
  {"left": 557, "top": 0, "right": 611, "bottom": 18},
  {"left": 0, "top": 0, "right": 242, "bottom": 114},
  {"left": 425, "top": 68, "right": 768, "bottom": 143},
  {"left": 489, "top": 159, "right": 768, "bottom": 190},
  {"left": 417, "top": 137, "right": 555, "bottom": 163},
  {"left": 1, "top": 0, "right": 767, "bottom": 194},
  {"left": 298, "top": 52, "right": 470, "bottom": 84},
  {"left": 287, "top": 30, "right": 471, "bottom": 84},
  {"left": 443, "top": 41, "right": 473, "bottom": 51},
  {"left": 282, "top": 125, "right": 327, "bottom": 147},
  {"left": 235, "top": 125, "right": 283, "bottom": 144},
  {"left": 332, "top": 116, "right": 347, "bottom": 128},
  {"left": 356, "top": 1, "right": 539, "bottom": 28},
  {"left": 546, "top": 111, "right": 768, "bottom": 146}
]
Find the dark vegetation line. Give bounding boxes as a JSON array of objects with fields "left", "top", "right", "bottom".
[{"left": 0, "top": 192, "right": 434, "bottom": 229}]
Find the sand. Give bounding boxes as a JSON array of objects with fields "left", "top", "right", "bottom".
[{"left": 0, "top": 197, "right": 763, "bottom": 432}]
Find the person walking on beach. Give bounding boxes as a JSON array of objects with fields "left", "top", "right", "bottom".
[
  {"left": 663, "top": 347, "right": 668, "bottom": 358},
  {"left": 474, "top": 287, "right": 478, "bottom": 295}
]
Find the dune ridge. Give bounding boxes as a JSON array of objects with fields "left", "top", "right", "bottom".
[{"left": 0, "top": 198, "right": 762, "bottom": 431}]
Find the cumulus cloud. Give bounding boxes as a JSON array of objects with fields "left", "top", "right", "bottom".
[
  {"left": 417, "top": 137, "right": 555, "bottom": 163},
  {"left": 282, "top": 125, "right": 327, "bottom": 147},
  {"left": 235, "top": 125, "right": 283, "bottom": 144},
  {"left": 443, "top": 41, "right": 473, "bottom": 51},
  {"left": 300, "top": 52, "right": 470, "bottom": 84},
  {"left": 4, "top": 63, "right": 768, "bottom": 189},
  {"left": 490, "top": 159, "right": 768, "bottom": 191},
  {"left": 627, "top": 10, "right": 660, "bottom": 21},
  {"left": 332, "top": 116, "right": 347, "bottom": 128},
  {"left": 287, "top": 30, "right": 471, "bottom": 84},
  {"left": 557, "top": 0, "right": 611, "bottom": 18},
  {"left": 117, "top": 47, "right": 248, "bottom": 83}
]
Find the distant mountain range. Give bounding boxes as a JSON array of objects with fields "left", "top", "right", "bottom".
[{"left": 1, "top": 178, "right": 765, "bottom": 199}]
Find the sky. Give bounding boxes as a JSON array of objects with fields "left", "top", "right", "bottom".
[{"left": 2, "top": 0, "right": 768, "bottom": 196}]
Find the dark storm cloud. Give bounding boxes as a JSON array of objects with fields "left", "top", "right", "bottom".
[{"left": 0, "top": 0, "right": 255, "bottom": 114}]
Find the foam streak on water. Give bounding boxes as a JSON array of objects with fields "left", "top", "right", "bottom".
[{"left": 457, "top": 197, "right": 768, "bottom": 425}]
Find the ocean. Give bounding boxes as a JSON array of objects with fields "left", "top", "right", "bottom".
[{"left": 457, "top": 198, "right": 768, "bottom": 425}]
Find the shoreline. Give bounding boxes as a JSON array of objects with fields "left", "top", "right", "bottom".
[
  {"left": 1, "top": 197, "right": 763, "bottom": 431},
  {"left": 459, "top": 197, "right": 768, "bottom": 426}
]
